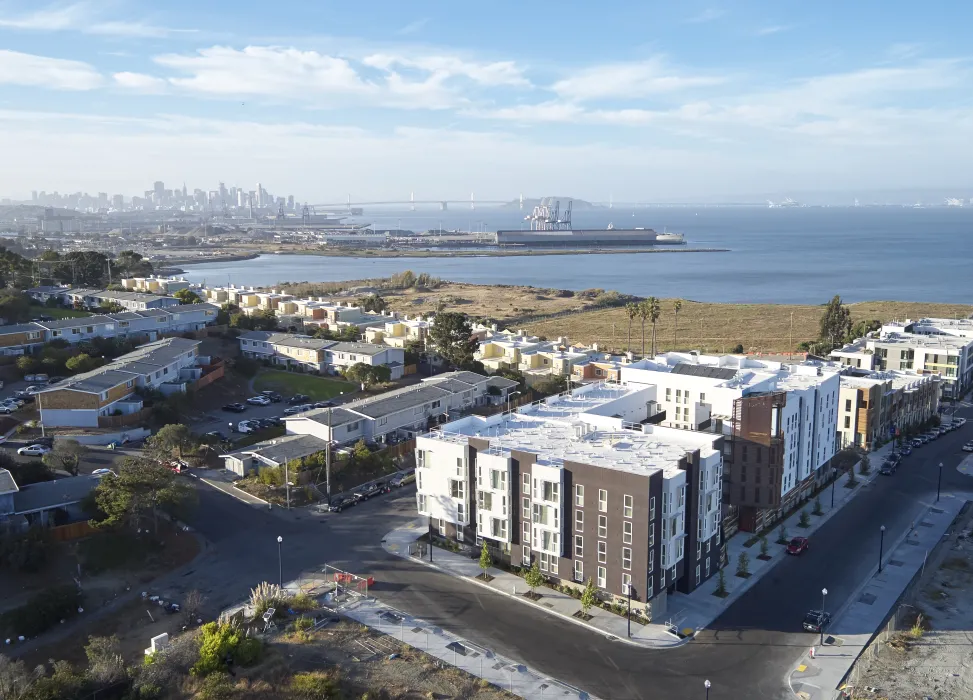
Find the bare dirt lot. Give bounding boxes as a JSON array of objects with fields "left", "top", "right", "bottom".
[{"left": 852, "top": 507, "right": 973, "bottom": 700}]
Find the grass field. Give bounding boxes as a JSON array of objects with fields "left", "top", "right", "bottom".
[
  {"left": 29, "top": 304, "right": 92, "bottom": 320},
  {"left": 527, "top": 299, "right": 973, "bottom": 355},
  {"left": 253, "top": 370, "right": 356, "bottom": 400}
]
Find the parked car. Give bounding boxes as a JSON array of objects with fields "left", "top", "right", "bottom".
[
  {"left": 288, "top": 394, "right": 310, "bottom": 405},
  {"left": 236, "top": 420, "right": 258, "bottom": 434},
  {"left": 256, "top": 417, "right": 281, "bottom": 429},
  {"left": 283, "top": 405, "right": 307, "bottom": 416},
  {"left": 222, "top": 403, "right": 247, "bottom": 413},
  {"left": 353, "top": 483, "right": 382, "bottom": 501},
  {"left": 246, "top": 395, "right": 271, "bottom": 406},
  {"left": 910, "top": 438, "right": 923, "bottom": 448},
  {"left": 47, "top": 376, "right": 65, "bottom": 385},
  {"left": 390, "top": 469, "right": 416, "bottom": 487},
  {"left": 956, "top": 417, "right": 967, "bottom": 428},
  {"left": 326, "top": 496, "right": 356, "bottom": 513},
  {"left": 312, "top": 401, "right": 335, "bottom": 409},
  {"left": 802, "top": 610, "right": 832, "bottom": 633},
  {"left": 939, "top": 425, "right": 950, "bottom": 435},
  {"left": 91, "top": 468, "right": 115, "bottom": 475},
  {"left": 260, "top": 391, "right": 283, "bottom": 403},
  {"left": 17, "top": 444, "right": 51, "bottom": 456},
  {"left": 879, "top": 461, "right": 896, "bottom": 475},
  {"left": 24, "top": 385, "right": 43, "bottom": 395},
  {"left": 24, "top": 373, "right": 49, "bottom": 383},
  {"left": 786, "top": 537, "right": 809, "bottom": 555},
  {"left": 900, "top": 445, "right": 913, "bottom": 456},
  {"left": 204, "top": 430, "right": 227, "bottom": 441},
  {"left": 963, "top": 442, "right": 973, "bottom": 453},
  {"left": 888, "top": 453, "right": 901, "bottom": 467},
  {"left": 0, "top": 403, "right": 17, "bottom": 414},
  {"left": 3, "top": 397, "right": 25, "bottom": 407},
  {"left": 32, "top": 436, "right": 54, "bottom": 448}
]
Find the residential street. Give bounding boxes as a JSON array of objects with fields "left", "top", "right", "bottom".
[{"left": 169, "top": 406, "right": 973, "bottom": 700}]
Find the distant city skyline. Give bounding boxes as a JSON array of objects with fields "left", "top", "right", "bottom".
[{"left": 0, "top": 1, "right": 972, "bottom": 200}]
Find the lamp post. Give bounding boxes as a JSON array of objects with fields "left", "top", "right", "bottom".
[
  {"left": 507, "top": 390, "right": 522, "bottom": 414},
  {"left": 627, "top": 584, "right": 635, "bottom": 638},
  {"left": 277, "top": 535, "right": 283, "bottom": 588},
  {"left": 820, "top": 588, "right": 828, "bottom": 645},
  {"left": 878, "top": 525, "right": 886, "bottom": 573},
  {"left": 704, "top": 679, "right": 711, "bottom": 699},
  {"left": 937, "top": 462, "right": 943, "bottom": 503},
  {"left": 831, "top": 472, "right": 836, "bottom": 508}
]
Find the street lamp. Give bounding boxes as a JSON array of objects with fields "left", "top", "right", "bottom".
[
  {"left": 626, "top": 584, "right": 636, "bottom": 638},
  {"left": 704, "top": 679, "right": 711, "bottom": 699},
  {"left": 878, "top": 525, "right": 886, "bottom": 573},
  {"left": 277, "top": 535, "right": 283, "bottom": 589},
  {"left": 507, "top": 390, "right": 522, "bottom": 414},
  {"left": 820, "top": 588, "right": 828, "bottom": 645},
  {"left": 937, "top": 462, "right": 943, "bottom": 503}
]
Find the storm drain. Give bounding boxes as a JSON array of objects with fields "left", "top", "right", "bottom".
[
  {"left": 411, "top": 627, "right": 423, "bottom": 634},
  {"left": 379, "top": 612, "right": 404, "bottom": 623},
  {"left": 905, "top": 539, "right": 921, "bottom": 545},
  {"left": 446, "top": 642, "right": 471, "bottom": 657},
  {"left": 889, "top": 559, "right": 904, "bottom": 567},
  {"left": 543, "top": 602, "right": 554, "bottom": 609},
  {"left": 920, "top": 521, "right": 934, "bottom": 527},
  {"left": 932, "top": 507, "right": 945, "bottom": 514},
  {"left": 492, "top": 662, "right": 505, "bottom": 671},
  {"left": 859, "top": 593, "right": 877, "bottom": 605}
]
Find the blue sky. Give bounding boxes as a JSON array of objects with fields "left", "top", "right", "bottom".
[{"left": 1, "top": 0, "right": 972, "bottom": 202}]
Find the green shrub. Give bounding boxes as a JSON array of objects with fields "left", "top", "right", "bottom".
[
  {"left": 294, "top": 616, "right": 315, "bottom": 633},
  {"left": 192, "top": 622, "right": 253, "bottom": 676},
  {"left": 290, "top": 592, "right": 319, "bottom": 613},
  {"left": 235, "top": 636, "right": 262, "bottom": 666},
  {"left": 0, "top": 584, "right": 82, "bottom": 638},
  {"left": 291, "top": 671, "right": 341, "bottom": 699}
]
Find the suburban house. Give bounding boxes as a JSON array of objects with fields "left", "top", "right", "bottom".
[
  {"left": 0, "top": 304, "right": 219, "bottom": 356},
  {"left": 121, "top": 276, "right": 194, "bottom": 294},
  {"left": 222, "top": 434, "right": 328, "bottom": 478},
  {"left": 29, "top": 286, "right": 183, "bottom": 311},
  {"left": 620, "top": 352, "right": 841, "bottom": 536},
  {"left": 414, "top": 382, "right": 725, "bottom": 622},
  {"left": 282, "top": 371, "right": 519, "bottom": 447},
  {"left": 364, "top": 317, "right": 431, "bottom": 348},
  {"left": 36, "top": 337, "right": 208, "bottom": 427},
  {"left": 238, "top": 331, "right": 406, "bottom": 378},
  {"left": 0, "top": 468, "right": 106, "bottom": 530}
]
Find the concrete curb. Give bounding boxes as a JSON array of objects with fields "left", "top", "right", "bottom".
[
  {"left": 382, "top": 535, "right": 690, "bottom": 650},
  {"left": 197, "top": 476, "right": 270, "bottom": 507}
]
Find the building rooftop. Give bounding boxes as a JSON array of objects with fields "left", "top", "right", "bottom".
[
  {"left": 13, "top": 473, "right": 104, "bottom": 514},
  {"left": 0, "top": 322, "right": 46, "bottom": 336},
  {"left": 227, "top": 434, "right": 328, "bottom": 466},
  {"left": 670, "top": 364, "right": 739, "bottom": 381},
  {"left": 0, "top": 468, "right": 19, "bottom": 495},
  {"left": 432, "top": 371, "right": 492, "bottom": 387},
  {"left": 289, "top": 406, "right": 361, "bottom": 428},
  {"left": 427, "top": 382, "right": 718, "bottom": 478},
  {"left": 328, "top": 342, "right": 389, "bottom": 356},
  {"left": 37, "top": 315, "right": 116, "bottom": 330},
  {"left": 353, "top": 384, "right": 453, "bottom": 419},
  {"left": 875, "top": 332, "right": 970, "bottom": 351}
]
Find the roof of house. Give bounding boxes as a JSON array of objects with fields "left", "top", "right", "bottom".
[
  {"left": 0, "top": 322, "right": 46, "bottom": 336},
  {"left": 352, "top": 384, "right": 453, "bottom": 419},
  {"left": 287, "top": 406, "right": 361, "bottom": 428},
  {"left": 0, "top": 468, "right": 19, "bottom": 495},
  {"left": 485, "top": 376, "right": 520, "bottom": 390},
  {"left": 432, "top": 371, "right": 491, "bottom": 387},
  {"left": 226, "top": 434, "right": 328, "bottom": 466},
  {"left": 328, "top": 342, "right": 389, "bottom": 356},
  {"left": 670, "top": 363, "right": 739, "bottom": 381},
  {"left": 37, "top": 315, "right": 115, "bottom": 330},
  {"left": 13, "top": 473, "right": 104, "bottom": 514}
]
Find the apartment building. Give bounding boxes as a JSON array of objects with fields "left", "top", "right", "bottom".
[
  {"left": 621, "top": 353, "right": 841, "bottom": 535},
  {"left": 31, "top": 287, "right": 183, "bottom": 311},
  {"left": 238, "top": 332, "right": 405, "bottom": 378},
  {"left": 0, "top": 304, "right": 219, "bottom": 356},
  {"left": 364, "top": 316, "right": 431, "bottom": 348},
  {"left": 836, "top": 370, "right": 940, "bottom": 450},
  {"left": 120, "top": 276, "right": 193, "bottom": 294},
  {"left": 831, "top": 320, "right": 973, "bottom": 399},
  {"left": 414, "top": 382, "right": 724, "bottom": 620},
  {"left": 284, "top": 371, "right": 518, "bottom": 446},
  {"left": 36, "top": 337, "right": 206, "bottom": 427}
]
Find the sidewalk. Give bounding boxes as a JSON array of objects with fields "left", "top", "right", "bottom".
[
  {"left": 787, "top": 490, "right": 967, "bottom": 700},
  {"left": 383, "top": 519, "right": 684, "bottom": 649},
  {"left": 665, "top": 444, "right": 895, "bottom": 633},
  {"left": 341, "top": 596, "right": 599, "bottom": 700}
]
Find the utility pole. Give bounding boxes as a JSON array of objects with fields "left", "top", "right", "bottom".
[{"left": 325, "top": 407, "right": 332, "bottom": 502}]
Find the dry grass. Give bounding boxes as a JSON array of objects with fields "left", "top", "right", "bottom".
[{"left": 382, "top": 281, "right": 602, "bottom": 320}]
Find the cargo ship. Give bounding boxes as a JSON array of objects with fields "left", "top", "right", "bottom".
[{"left": 494, "top": 199, "right": 685, "bottom": 247}]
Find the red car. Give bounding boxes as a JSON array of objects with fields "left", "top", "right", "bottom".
[{"left": 786, "top": 537, "right": 809, "bottom": 555}]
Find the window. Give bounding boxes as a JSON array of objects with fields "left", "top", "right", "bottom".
[
  {"left": 550, "top": 556, "right": 558, "bottom": 575},
  {"left": 705, "top": 557, "right": 711, "bottom": 577},
  {"left": 490, "top": 469, "right": 506, "bottom": 490},
  {"left": 696, "top": 565, "right": 701, "bottom": 585},
  {"left": 623, "top": 494, "right": 633, "bottom": 518},
  {"left": 439, "top": 518, "right": 446, "bottom": 536},
  {"left": 676, "top": 539, "right": 685, "bottom": 560},
  {"left": 648, "top": 550, "right": 654, "bottom": 573},
  {"left": 523, "top": 521, "right": 530, "bottom": 542},
  {"left": 598, "top": 515, "right": 607, "bottom": 538},
  {"left": 449, "top": 480, "right": 465, "bottom": 499},
  {"left": 597, "top": 541, "right": 607, "bottom": 563},
  {"left": 666, "top": 388, "right": 671, "bottom": 401},
  {"left": 523, "top": 472, "right": 530, "bottom": 494},
  {"left": 478, "top": 491, "right": 493, "bottom": 511},
  {"left": 416, "top": 471, "right": 423, "bottom": 490},
  {"left": 417, "top": 494, "right": 427, "bottom": 512},
  {"left": 490, "top": 518, "right": 507, "bottom": 539},
  {"left": 844, "top": 416, "right": 851, "bottom": 429},
  {"left": 647, "top": 575, "right": 653, "bottom": 595},
  {"left": 622, "top": 547, "right": 632, "bottom": 570},
  {"left": 700, "top": 393, "right": 706, "bottom": 402},
  {"left": 575, "top": 509, "right": 583, "bottom": 532},
  {"left": 456, "top": 458, "right": 464, "bottom": 476},
  {"left": 542, "top": 481, "right": 559, "bottom": 502},
  {"left": 623, "top": 520, "right": 633, "bottom": 544},
  {"left": 523, "top": 497, "right": 530, "bottom": 519},
  {"left": 622, "top": 573, "right": 632, "bottom": 596},
  {"left": 575, "top": 535, "right": 584, "bottom": 558},
  {"left": 650, "top": 497, "right": 656, "bottom": 521},
  {"left": 597, "top": 566, "right": 607, "bottom": 588},
  {"left": 456, "top": 526, "right": 464, "bottom": 542},
  {"left": 649, "top": 523, "right": 655, "bottom": 547},
  {"left": 574, "top": 560, "right": 583, "bottom": 583},
  {"left": 598, "top": 489, "right": 608, "bottom": 512},
  {"left": 523, "top": 546, "right": 531, "bottom": 565},
  {"left": 575, "top": 484, "right": 584, "bottom": 506}
]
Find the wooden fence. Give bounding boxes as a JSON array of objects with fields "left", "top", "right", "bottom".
[
  {"left": 50, "top": 520, "right": 95, "bottom": 542},
  {"left": 98, "top": 407, "right": 151, "bottom": 429}
]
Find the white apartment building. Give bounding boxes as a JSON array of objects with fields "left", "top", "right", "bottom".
[{"left": 415, "top": 382, "right": 725, "bottom": 620}]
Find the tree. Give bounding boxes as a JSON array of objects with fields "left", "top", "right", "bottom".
[
  {"left": 673, "top": 299, "right": 683, "bottom": 350},
  {"left": 625, "top": 302, "right": 639, "bottom": 352},
  {"left": 15, "top": 355, "right": 38, "bottom": 376},
  {"left": 715, "top": 568, "right": 728, "bottom": 596},
  {"left": 91, "top": 456, "right": 196, "bottom": 532},
  {"left": 0, "top": 291, "right": 32, "bottom": 324},
  {"left": 65, "top": 353, "right": 101, "bottom": 374},
  {"left": 859, "top": 453, "right": 871, "bottom": 476},
  {"left": 173, "top": 288, "right": 202, "bottom": 304},
  {"left": 637, "top": 300, "right": 649, "bottom": 356},
  {"left": 736, "top": 552, "right": 750, "bottom": 577},
  {"left": 359, "top": 294, "right": 388, "bottom": 313},
  {"left": 648, "top": 296, "right": 662, "bottom": 356},
  {"left": 812, "top": 496, "right": 823, "bottom": 515},
  {"left": 524, "top": 561, "right": 544, "bottom": 597},
  {"left": 0, "top": 654, "right": 43, "bottom": 700},
  {"left": 145, "top": 423, "right": 195, "bottom": 460},
  {"left": 344, "top": 362, "right": 391, "bottom": 388},
  {"left": 819, "top": 295, "right": 853, "bottom": 352},
  {"left": 429, "top": 312, "right": 478, "bottom": 369},
  {"left": 478, "top": 541, "right": 492, "bottom": 578},
  {"left": 731, "top": 343, "right": 744, "bottom": 354},
  {"left": 776, "top": 524, "right": 788, "bottom": 544},
  {"left": 41, "top": 439, "right": 88, "bottom": 476},
  {"left": 580, "top": 577, "right": 597, "bottom": 617},
  {"left": 8, "top": 460, "right": 54, "bottom": 486},
  {"left": 85, "top": 635, "right": 126, "bottom": 686},
  {"left": 798, "top": 509, "right": 811, "bottom": 528}
]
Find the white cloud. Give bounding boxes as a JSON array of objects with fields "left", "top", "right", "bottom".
[
  {"left": 551, "top": 57, "right": 727, "bottom": 101},
  {"left": 687, "top": 8, "right": 725, "bottom": 23},
  {"left": 463, "top": 101, "right": 586, "bottom": 123},
  {"left": 0, "top": 2, "right": 195, "bottom": 37},
  {"left": 0, "top": 49, "right": 103, "bottom": 90},
  {"left": 113, "top": 71, "right": 168, "bottom": 93},
  {"left": 362, "top": 53, "right": 529, "bottom": 87}
]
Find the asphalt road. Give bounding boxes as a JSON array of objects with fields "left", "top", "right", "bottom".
[{"left": 177, "top": 407, "right": 973, "bottom": 700}]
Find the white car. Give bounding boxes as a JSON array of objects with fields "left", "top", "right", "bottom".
[
  {"left": 246, "top": 395, "right": 271, "bottom": 406},
  {"left": 236, "top": 420, "right": 258, "bottom": 434},
  {"left": 0, "top": 404, "right": 17, "bottom": 414},
  {"left": 3, "top": 397, "right": 24, "bottom": 407},
  {"left": 963, "top": 442, "right": 973, "bottom": 453},
  {"left": 17, "top": 444, "right": 51, "bottom": 456}
]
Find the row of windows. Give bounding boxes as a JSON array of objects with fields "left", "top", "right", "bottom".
[{"left": 574, "top": 484, "right": 636, "bottom": 517}]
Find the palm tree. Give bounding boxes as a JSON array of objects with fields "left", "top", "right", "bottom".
[
  {"left": 625, "top": 302, "right": 639, "bottom": 353},
  {"left": 673, "top": 299, "right": 682, "bottom": 350},
  {"left": 648, "top": 297, "right": 662, "bottom": 356},
  {"left": 638, "top": 301, "right": 650, "bottom": 357}
]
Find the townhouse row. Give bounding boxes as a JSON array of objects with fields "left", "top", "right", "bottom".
[
  {"left": 222, "top": 370, "right": 519, "bottom": 476},
  {"left": 36, "top": 337, "right": 211, "bottom": 427},
  {"left": 0, "top": 303, "right": 220, "bottom": 356},
  {"left": 28, "top": 286, "right": 183, "bottom": 311},
  {"left": 237, "top": 331, "right": 406, "bottom": 378}
]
